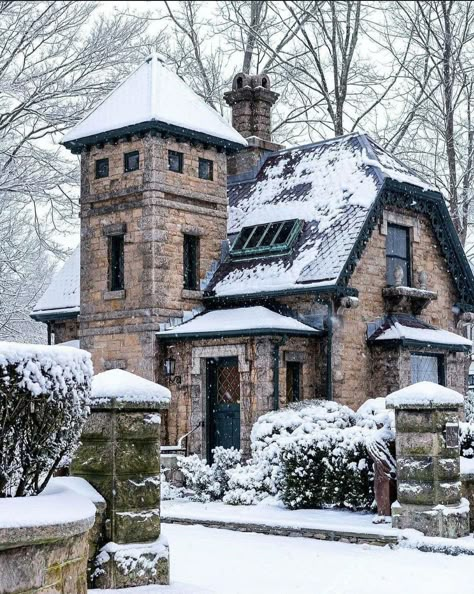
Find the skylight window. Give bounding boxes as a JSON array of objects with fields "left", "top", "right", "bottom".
[{"left": 231, "top": 220, "right": 302, "bottom": 257}]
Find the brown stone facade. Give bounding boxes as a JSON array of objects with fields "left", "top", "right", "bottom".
[
  {"left": 52, "top": 318, "right": 79, "bottom": 344},
  {"left": 79, "top": 133, "right": 227, "bottom": 379},
  {"left": 332, "top": 206, "right": 470, "bottom": 410}
]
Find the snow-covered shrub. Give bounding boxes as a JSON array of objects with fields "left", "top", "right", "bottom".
[
  {"left": 280, "top": 426, "right": 374, "bottom": 510},
  {"left": 160, "top": 470, "right": 186, "bottom": 501},
  {"left": 460, "top": 422, "right": 474, "bottom": 458},
  {"left": 465, "top": 390, "right": 474, "bottom": 423},
  {"left": 178, "top": 447, "right": 241, "bottom": 502},
  {"left": 0, "top": 342, "right": 92, "bottom": 497},
  {"left": 225, "top": 400, "right": 359, "bottom": 505}
]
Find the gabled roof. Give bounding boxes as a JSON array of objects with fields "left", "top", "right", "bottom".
[
  {"left": 63, "top": 54, "right": 247, "bottom": 152},
  {"left": 368, "top": 314, "right": 472, "bottom": 352},
  {"left": 31, "top": 247, "right": 80, "bottom": 321},
  {"left": 205, "top": 133, "right": 474, "bottom": 302},
  {"left": 156, "top": 306, "right": 322, "bottom": 339}
]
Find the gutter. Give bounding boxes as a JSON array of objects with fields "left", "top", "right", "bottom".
[
  {"left": 326, "top": 300, "right": 334, "bottom": 401},
  {"left": 156, "top": 328, "right": 323, "bottom": 342},
  {"left": 370, "top": 338, "right": 471, "bottom": 353},
  {"left": 204, "top": 285, "right": 358, "bottom": 306}
]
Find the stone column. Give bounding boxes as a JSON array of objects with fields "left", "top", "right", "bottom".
[
  {"left": 71, "top": 370, "right": 170, "bottom": 588},
  {"left": 387, "top": 381, "right": 469, "bottom": 537}
]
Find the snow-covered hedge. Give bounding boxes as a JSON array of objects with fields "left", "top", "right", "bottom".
[
  {"left": 465, "top": 389, "right": 474, "bottom": 423},
  {"left": 0, "top": 342, "right": 93, "bottom": 497},
  {"left": 460, "top": 422, "right": 474, "bottom": 458}
]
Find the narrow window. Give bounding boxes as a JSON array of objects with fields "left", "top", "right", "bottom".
[
  {"left": 198, "top": 158, "right": 214, "bottom": 180},
  {"left": 386, "top": 224, "right": 411, "bottom": 286},
  {"left": 168, "top": 150, "right": 183, "bottom": 173},
  {"left": 95, "top": 158, "right": 109, "bottom": 179},
  {"left": 410, "top": 354, "right": 444, "bottom": 385},
  {"left": 124, "top": 150, "right": 139, "bottom": 172},
  {"left": 183, "top": 234, "right": 199, "bottom": 290},
  {"left": 109, "top": 235, "right": 124, "bottom": 291},
  {"left": 286, "top": 362, "right": 301, "bottom": 403}
]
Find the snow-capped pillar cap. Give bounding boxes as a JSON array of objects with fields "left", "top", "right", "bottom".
[{"left": 386, "top": 381, "right": 464, "bottom": 410}]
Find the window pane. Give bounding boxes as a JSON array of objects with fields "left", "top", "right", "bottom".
[
  {"left": 274, "top": 220, "right": 296, "bottom": 245},
  {"left": 109, "top": 235, "right": 124, "bottom": 291},
  {"left": 411, "top": 354, "right": 440, "bottom": 384},
  {"left": 199, "top": 158, "right": 213, "bottom": 180},
  {"left": 245, "top": 225, "right": 267, "bottom": 249},
  {"left": 183, "top": 234, "right": 199, "bottom": 290},
  {"left": 169, "top": 150, "right": 183, "bottom": 173},
  {"left": 233, "top": 227, "right": 254, "bottom": 250},
  {"left": 95, "top": 158, "right": 109, "bottom": 179},
  {"left": 286, "top": 361, "right": 301, "bottom": 402},
  {"left": 387, "top": 224, "right": 408, "bottom": 258},
  {"left": 259, "top": 222, "right": 282, "bottom": 247},
  {"left": 124, "top": 151, "right": 139, "bottom": 172}
]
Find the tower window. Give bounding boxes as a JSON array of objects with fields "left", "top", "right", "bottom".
[
  {"left": 169, "top": 150, "right": 183, "bottom": 173},
  {"left": 198, "top": 158, "right": 214, "bottom": 181},
  {"left": 386, "top": 223, "right": 411, "bottom": 286},
  {"left": 183, "top": 234, "right": 199, "bottom": 290},
  {"left": 286, "top": 361, "right": 301, "bottom": 403},
  {"left": 95, "top": 158, "right": 109, "bottom": 179},
  {"left": 124, "top": 151, "right": 139, "bottom": 172},
  {"left": 109, "top": 235, "right": 124, "bottom": 291}
]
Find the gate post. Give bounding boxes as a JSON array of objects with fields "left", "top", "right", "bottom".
[{"left": 387, "top": 381, "right": 469, "bottom": 537}]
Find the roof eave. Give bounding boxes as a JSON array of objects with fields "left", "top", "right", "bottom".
[
  {"left": 156, "top": 327, "right": 324, "bottom": 341},
  {"left": 62, "top": 120, "right": 247, "bottom": 154},
  {"left": 30, "top": 308, "right": 80, "bottom": 322},
  {"left": 369, "top": 337, "right": 471, "bottom": 353}
]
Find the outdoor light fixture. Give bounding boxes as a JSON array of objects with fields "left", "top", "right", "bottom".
[{"left": 164, "top": 357, "right": 181, "bottom": 385}]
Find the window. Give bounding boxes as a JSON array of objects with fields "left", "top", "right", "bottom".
[
  {"left": 411, "top": 354, "right": 444, "bottom": 385},
  {"left": 386, "top": 224, "right": 411, "bottom": 286},
  {"left": 168, "top": 150, "right": 183, "bottom": 173},
  {"left": 183, "top": 234, "right": 199, "bottom": 290},
  {"left": 286, "top": 362, "right": 301, "bottom": 402},
  {"left": 198, "top": 158, "right": 213, "bottom": 180},
  {"left": 109, "top": 235, "right": 124, "bottom": 291},
  {"left": 124, "top": 151, "right": 139, "bottom": 172},
  {"left": 95, "top": 158, "right": 109, "bottom": 179},
  {"left": 231, "top": 220, "right": 302, "bottom": 257}
]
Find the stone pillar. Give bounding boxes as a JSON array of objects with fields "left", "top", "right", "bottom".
[
  {"left": 71, "top": 369, "right": 170, "bottom": 588},
  {"left": 387, "top": 381, "right": 469, "bottom": 537}
]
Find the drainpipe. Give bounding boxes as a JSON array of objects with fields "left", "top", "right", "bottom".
[
  {"left": 273, "top": 335, "right": 288, "bottom": 410},
  {"left": 47, "top": 322, "right": 52, "bottom": 346},
  {"left": 326, "top": 301, "right": 334, "bottom": 401}
]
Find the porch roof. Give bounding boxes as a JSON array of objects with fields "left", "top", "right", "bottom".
[
  {"left": 368, "top": 314, "right": 472, "bottom": 352},
  {"left": 156, "top": 306, "right": 322, "bottom": 340}
]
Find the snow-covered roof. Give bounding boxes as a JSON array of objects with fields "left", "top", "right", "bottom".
[
  {"left": 386, "top": 381, "right": 464, "bottom": 409},
  {"left": 369, "top": 315, "right": 472, "bottom": 351},
  {"left": 206, "top": 133, "right": 438, "bottom": 298},
  {"left": 31, "top": 247, "right": 80, "bottom": 320},
  {"left": 91, "top": 368, "right": 171, "bottom": 406},
  {"left": 63, "top": 54, "right": 246, "bottom": 150},
  {"left": 157, "top": 306, "right": 321, "bottom": 338}
]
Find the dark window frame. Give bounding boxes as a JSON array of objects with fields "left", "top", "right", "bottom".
[
  {"left": 183, "top": 234, "right": 200, "bottom": 291},
  {"left": 231, "top": 219, "right": 302, "bottom": 257},
  {"left": 198, "top": 158, "right": 214, "bottom": 181},
  {"left": 386, "top": 223, "right": 411, "bottom": 287},
  {"left": 124, "top": 150, "right": 139, "bottom": 173},
  {"left": 95, "top": 158, "right": 109, "bottom": 179},
  {"left": 168, "top": 150, "right": 184, "bottom": 174},
  {"left": 410, "top": 352, "right": 445, "bottom": 385},
  {"left": 108, "top": 234, "right": 125, "bottom": 292},
  {"left": 286, "top": 361, "right": 301, "bottom": 403}
]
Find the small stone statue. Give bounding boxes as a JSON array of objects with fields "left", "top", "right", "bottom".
[
  {"left": 394, "top": 264, "right": 404, "bottom": 286},
  {"left": 418, "top": 269, "right": 428, "bottom": 290}
]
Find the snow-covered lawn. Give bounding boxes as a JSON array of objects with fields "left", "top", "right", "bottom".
[{"left": 90, "top": 523, "right": 474, "bottom": 594}]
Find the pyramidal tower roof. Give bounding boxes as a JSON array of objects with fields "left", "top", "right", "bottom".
[{"left": 62, "top": 54, "right": 247, "bottom": 152}]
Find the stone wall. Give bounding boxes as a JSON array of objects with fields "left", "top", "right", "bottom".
[
  {"left": 79, "top": 132, "right": 228, "bottom": 379},
  {"left": 52, "top": 318, "right": 79, "bottom": 344},
  {"left": 332, "top": 206, "right": 466, "bottom": 410},
  {"left": 159, "top": 334, "right": 322, "bottom": 456}
]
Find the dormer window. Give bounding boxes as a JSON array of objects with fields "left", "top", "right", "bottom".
[
  {"left": 231, "top": 220, "right": 302, "bottom": 257},
  {"left": 124, "top": 151, "right": 139, "bottom": 172},
  {"left": 386, "top": 223, "right": 411, "bottom": 286}
]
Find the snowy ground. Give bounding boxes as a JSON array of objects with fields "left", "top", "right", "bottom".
[{"left": 90, "top": 523, "right": 474, "bottom": 594}]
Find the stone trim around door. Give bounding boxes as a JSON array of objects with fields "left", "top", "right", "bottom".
[{"left": 189, "top": 344, "right": 249, "bottom": 458}]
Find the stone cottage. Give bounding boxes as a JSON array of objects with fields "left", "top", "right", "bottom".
[{"left": 32, "top": 55, "right": 474, "bottom": 459}]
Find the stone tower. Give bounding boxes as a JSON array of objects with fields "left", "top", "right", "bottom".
[
  {"left": 62, "top": 54, "right": 246, "bottom": 380},
  {"left": 224, "top": 72, "right": 282, "bottom": 177}
]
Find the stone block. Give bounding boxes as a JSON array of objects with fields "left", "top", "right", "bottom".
[
  {"left": 396, "top": 432, "right": 434, "bottom": 457},
  {"left": 115, "top": 412, "right": 161, "bottom": 439},
  {"left": 397, "top": 480, "right": 435, "bottom": 505},
  {"left": 396, "top": 410, "right": 434, "bottom": 433},
  {"left": 397, "top": 456, "right": 433, "bottom": 482},
  {"left": 115, "top": 475, "right": 161, "bottom": 510},
  {"left": 72, "top": 442, "right": 114, "bottom": 475},
  {"left": 392, "top": 500, "right": 470, "bottom": 538},
  {"left": 113, "top": 509, "right": 161, "bottom": 544},
  {"left": 436, "top": 457, "right": 459, "bottom": 481},
  {"left": 114, "top": 440, "right": 161, "bottom": 475},
  {"left": 80, "top": 412, "right": 113, "bottom": 440},
  {"left": 437, "top": 480, "right": 462, "bottom": 505}
]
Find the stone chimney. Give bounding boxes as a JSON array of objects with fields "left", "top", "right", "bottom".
[{"left": 224, "top": 72, "right": 282, "bottom": 178}]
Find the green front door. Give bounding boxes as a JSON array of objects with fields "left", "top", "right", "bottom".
[{"left": 207, "top": 357, "right": 241, "bottom": 459}]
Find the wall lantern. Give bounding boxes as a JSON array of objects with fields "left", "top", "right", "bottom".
[{"left": 164, "top": 357, "right": 181, "bottom": 385}]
